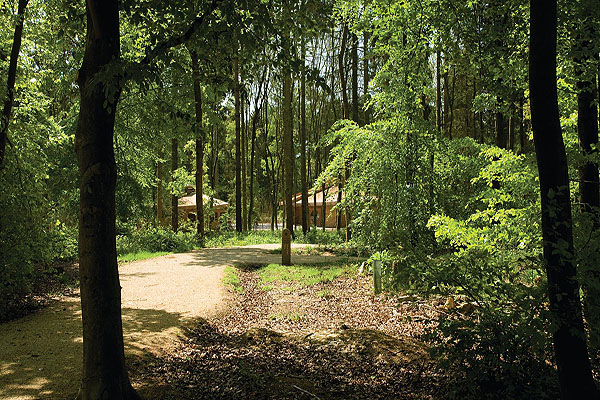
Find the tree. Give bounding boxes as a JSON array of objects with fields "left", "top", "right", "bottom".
[
  {"left": 300, "top": 35, "right": 309, "bottom": 235},
  {"left": 234, "top": 31, "right": 242, "bottom": 232},
  {"left": 529, "top": 0, "right": 598, "bottom": 397},
  {"left": 190, "top": 49, "right": 204, "bottom": 240},
  {"left": 74, "top": 0, "right": 139, "bottom": 398},
  {"left": 0, "top": 0, "right": 28, "bottom": 170}
]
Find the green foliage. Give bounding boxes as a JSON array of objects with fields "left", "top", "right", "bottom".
[
  {"left": 116, "top": 227, "right": 198, "bottom": 255},
  {"left": 223, "top": 266, "right": 244, "bottom": 293},
  {"left": 118, "top": 251, "right": 170, "bottom": 263},
  {"left": 258, "top": 263, "right": 352, "bottom": 287}
]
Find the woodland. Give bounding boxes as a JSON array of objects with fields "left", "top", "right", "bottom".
[{"left": 1, "top": 0, "right": 600, "bottom": 399}]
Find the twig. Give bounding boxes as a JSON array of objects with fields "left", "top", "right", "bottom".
[{"left": 292, "top": 384, "right": 321, "bottom": 399}]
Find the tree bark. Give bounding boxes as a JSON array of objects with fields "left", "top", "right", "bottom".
[
  {"left": 338, "top": 23, "right": 349, "bottom": 120},
  {"left": 283, "top": 43, "right": 294, "bottom": 235},
  {"left": 233, "top": 33, "right": 242, "bottom": 232},
  {"left": 436, "top": 50, "right": 442, "bottom": 132},
  {"left": 249, "top": 66, "right": 268, "bottom": 231},
  {"left": 495, "top": 109, "right": 506, "bottom": 149},
  {"left": 0, "top": 0, "right": 28, "bottom": 170},
  {"left": 171, "top": 137, "right": 178, "bottom": 232},
  {"left": 190, "top": 50, "right": 204, "bottom": 240},
  {"left": 364, "top": 31, "right": 370, "bottom": 125},
  {"left": 529, "top": 1, "right": 598, "bottom": 397},
  {"left": 241, "top": 88, "right": 248, "bottom": 231},
  {"left": 157, "top": 144, "right": 163, "bottom": 226},
  {"left": 574, "top": 14, "right": 600, "bottom": 351},
  {"left": 74, "top": 1, "right": 138, "bottom": 398},
  {"left": 300, "top": 37, "right": 309, "bottom": 235}
]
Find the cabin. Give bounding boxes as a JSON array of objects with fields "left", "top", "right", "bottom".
[
  {"left": 290, "top": 186, "right": 346, "bottom": 228},
  {"left": 178, "top": 186, "right": 229, "bottom": 230}
]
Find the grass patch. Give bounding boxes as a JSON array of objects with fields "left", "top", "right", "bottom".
[
  {"left": 205, "top": 231, "right": 281, "bottom": 248},
  {"left": 223, "top": 266, "right": 244, "bottom": 293},
  {"left": 316, "top": 289, "right": 332, "bottom": 298},
  {"left": 260, "top": 284, "right": 274, "bottom": 292},
  {"left": 269, "top": 310, "right": 305, "bottom": 321},
  {"left": 258, "top": 263, "right": 352, "bottom": 287},
  {"left": 204, "top": 229, "right": 345, "bottom": 248},
  {"left": 118, "top": 251, "right": 170, "bottom": 263}
]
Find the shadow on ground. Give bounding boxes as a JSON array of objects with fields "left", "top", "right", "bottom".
[
  {"left": 130, "top": 318, "right": 442, "bottom": 400},
  {"left": 0, "top": 296, "right": 185, "bottom": 400}
]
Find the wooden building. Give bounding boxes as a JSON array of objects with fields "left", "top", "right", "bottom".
[
  {"left": 290, "top": 186, "right": 346, "bottom": 228},
  {"left": 178, "top": 186, "right": 229, "bottom": 230}
]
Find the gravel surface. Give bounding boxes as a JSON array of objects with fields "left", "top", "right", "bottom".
[{"left": 0, "top": 244, "right": 336, "bottom": 400}]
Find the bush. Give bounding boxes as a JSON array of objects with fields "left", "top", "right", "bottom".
[{"left": 116, "top": 227, "right": 198, "bottom": 255}]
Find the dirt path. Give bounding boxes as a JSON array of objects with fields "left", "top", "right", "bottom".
[{"left": 0, "top": 243, "right": 334, "bottom": 400}]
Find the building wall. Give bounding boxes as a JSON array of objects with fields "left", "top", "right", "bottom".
[{"left": 294, "top": 204, "right": 346, "bottom": 228}]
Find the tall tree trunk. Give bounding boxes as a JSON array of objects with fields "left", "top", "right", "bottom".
[
  {"left": 518, "top": 95, "right": 525, "bottom": 154},
  {"left": 574, "top": 16, "right": 600, "bottom": 351},
  {"left": 171, "top": 137, "right": 178, "bottom": 232},
  {"left": 190, "top": 50, "right": 204, "bottom": 240},
  {"left": 436, "top": 50, "right": 442, "bottom": 132},
  {"left": 443, "top": 70, "right": 450, "bottom": 138},
  {"left": 529, "top": 1, "right": 598, "bottom": 397},
  {"left": 157, "top": 144, "right": 163, "bottom": 226},
  {"left": 338, "top": 23, "right": 349, "bottom": 120},
  {"left": 74, "top": 1, "right": 138, "bottom": 398},
  {"left": 241, "top": 89, "right": 248, "bottom": 231},
  {"left": 364, "top": 31, "right": 370, "bottom": 125},
  {"left": 300, "top": 37, "right": 309, "bottom": 235},
  {"left": 346, "top": 31, "right": 359, "bottom": 241},
  {"left": 233, "top": 34, "right": 242, "bottom": 232},
  {"left": 336, "top": 24, "right": 348, "bottom": 232},
  {"left": 496, "top": 108, "right": 506, "bottom": 149},
  {"left": 0, "top": 0, "right": 28, "bottom": 170},
  {"left": 249, "top": 66, "right": 268, "bottom": 231},
  {"left": 508, "top": 104, "right": 515, "bottom": 151},
  {"left": 283, "top": 56, "right": 294, "bottom": 235}
]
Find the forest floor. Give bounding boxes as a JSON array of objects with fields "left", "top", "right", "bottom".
[
  {"left": 0, "top": 243, "right": 359, "bottom": 400},
  {"left": 130, "top": 256, "right": 448, "bottom": 399}
]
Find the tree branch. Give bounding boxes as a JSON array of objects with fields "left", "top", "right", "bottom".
[{"left": 138, "top": 0, "right": 222, "bottom": 67}]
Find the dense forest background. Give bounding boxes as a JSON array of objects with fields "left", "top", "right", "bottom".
[{"left": 2, "top": 0, "right": 600, "bottom": 398}]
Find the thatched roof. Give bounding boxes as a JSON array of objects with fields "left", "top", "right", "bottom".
[
  {"left": 280, "top": 186, "right": 342, "bottom": 207},
  {"left": 178, "top": 194, "right": 228, "bottom": 209}
]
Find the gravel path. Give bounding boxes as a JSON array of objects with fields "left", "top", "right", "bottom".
[{"left": 0, "top": 243, "right": 335, "bottom": 400}]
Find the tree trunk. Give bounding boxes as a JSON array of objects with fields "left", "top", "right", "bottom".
[
  {"left": 495, "top": 108, "right": 506, "bottom": 149},
  {"left": 241, "top": 89, "right": 248, "bottom": 231},
  {"left": 233, "top": 34, "right": 242, "bottom": 232},
  {"left": 283, "top": 58, "right": 294, "bottom": 235},
  {"left": 436, "top": 50, "right": 442, "bottom": 132},
  {"left": 529, "top": 1, "right": 598, "bottom": 397},
  {"left": 190, "top": 50, "right": 204, "bottom": 240},
  {"left": 574, "top": 16, "right": 600, "bottom": 352},
  {"left": 364, "top": 31, "right": 370, "bottom": 125},
  {"left": 249, "top": 66, "right": 268, "bottom": 231},
  {"left": 171, "top": 137, "right": 178, "bottom": 232},
  {"left": 74, "top": 1, "right": 138, "bottom": 398},
  {"left": 518, "top": 95, "right": 525, "bottom": 154},
  {"left": 338, "top": 23, "right": 349, "bottom": 120},
  {"left": 0, "top": 0, "right": 28, "bottom": 170},
  {"left": 157, "top": 144, "right": 163, "bottom": 226},
  {"left": 300, "top": 37, "right": 308, "bottom": 235}
]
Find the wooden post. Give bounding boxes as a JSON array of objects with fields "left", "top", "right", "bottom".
[
  {"left": 282, "top": 228, "right": 292, "bottom": 266},
  {"left": 373, "top": 260, "right": 382, "bottom": 294}
]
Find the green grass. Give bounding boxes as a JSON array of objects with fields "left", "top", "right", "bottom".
[
  {"left": 223, "top": 266, "right": 244, "bottom": 293},
  {"left": 118, "top": 251, "right": 170, "bottom": 263},
  {"left": 205, "top": 231, "right": 281, "bottom": 248},
  {"left": 269, "top": 310, "right": 305, "bottom": 321},
  {"left": 257, "top": 263, "right": 352, "bottom": 287},
  {"left": 204, "top": 229, "right": 345, "bottom": 248}
]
